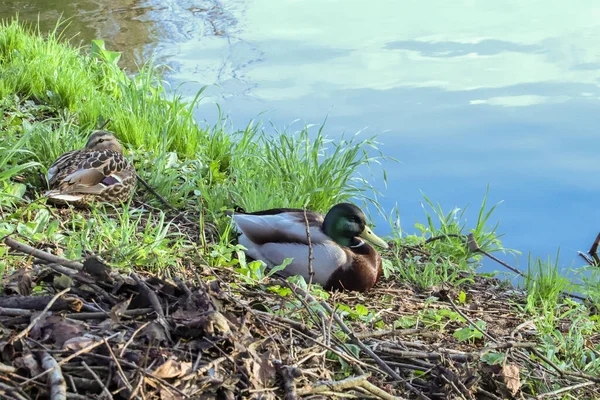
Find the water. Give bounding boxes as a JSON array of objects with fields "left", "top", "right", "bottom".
[{"left": 2, "top": 0, "right": 600, "bottom": 273}]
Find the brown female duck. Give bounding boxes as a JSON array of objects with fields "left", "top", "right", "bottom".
[
  {"left": 231, "top": 203, "right": 389, "bottom": 292},
  {"left": 45, "top": 131, "right": 136, "bottom": 205}
]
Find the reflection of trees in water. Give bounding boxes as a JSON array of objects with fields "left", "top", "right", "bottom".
[
  {"left": 158, "top": 0, "right": 263, "bottom": 99},
  {"left": 0, "top": 0, "right": 155, "bottom": 70},
  {"left": 0, "top": 0, "right": 261, "bottom": 90}
]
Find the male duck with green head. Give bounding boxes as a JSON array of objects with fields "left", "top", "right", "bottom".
[{"left": 231, "top": 203, "right": 389, "bottom": 292}]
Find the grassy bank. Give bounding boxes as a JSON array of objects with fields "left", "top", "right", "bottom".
[{"left": 1, "top": 18, "right": 599, "bottom": 399}]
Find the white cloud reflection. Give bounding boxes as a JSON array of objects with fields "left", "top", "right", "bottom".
[{"left": 213, "top": 0, "right": 600, "bottom": 101}]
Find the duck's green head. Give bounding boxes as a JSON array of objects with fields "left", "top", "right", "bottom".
[{"left": 322, "top": 203, "right": 389, "bottom": 249}]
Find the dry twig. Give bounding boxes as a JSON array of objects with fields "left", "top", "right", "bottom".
[
  {"left": 302, "top": 208, "right": 315, "bottom": 290},
  {"left": 298, "top": 375, "right": 407, "bottom": 400}
]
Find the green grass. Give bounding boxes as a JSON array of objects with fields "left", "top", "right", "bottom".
[
  {"left": 1, "top": 18, "right": 599, "bottom": 398},
  {"left": 383, "top": 189, "right": 512, "bottom": 289}
]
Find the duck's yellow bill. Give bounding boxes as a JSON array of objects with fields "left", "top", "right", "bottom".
[{"left": 360, "top": 226, "right": 389, "bottom": 249}]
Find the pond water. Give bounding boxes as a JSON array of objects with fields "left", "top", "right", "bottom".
[{"left": 2, "top": 0, "right": 600, "bottom": 273}]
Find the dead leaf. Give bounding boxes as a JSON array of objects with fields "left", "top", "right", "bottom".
[
  {"left": 203, "top": 311, "right": 231, "bottom": 336},
  {"left": 142, "top": 321, "right": 168, "bottom": 343},
  {"left": 18, "top": 271, "right": 33, "bottom": 296},
  {"left": 13, "top": 352, "right": 42, "bottom": 377},
  {"left": 110, "top": 296, "right": 132, "bottom": 322},
  {"left": 40, "top": 315, "right": 85, "bottom": 347},
  {"left": 152, "top": 359, "right": 192, "bottom": 379},
  {"left": 501, "top": 364, "right": 520, "bottom": 395},
  {"left": 63, "top": 336, "right": 94, "bottom": 351}
]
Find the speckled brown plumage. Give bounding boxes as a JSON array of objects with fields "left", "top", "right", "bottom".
[{"left": 45, "top": 131, "right": 136, "bottom": 207}]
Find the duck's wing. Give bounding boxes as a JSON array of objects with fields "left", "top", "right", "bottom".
[
  {"left": 47, "top": 150, "right": 80, "bottom": 186},
  {"left": 232, "top": 211, "right": 330, "bottom": 245},
  {"left": 239, "top": 234, "right": 350, "bottom": 285},
  {"left": 46, "top": 150, "right": 133, "bottom": 200}
]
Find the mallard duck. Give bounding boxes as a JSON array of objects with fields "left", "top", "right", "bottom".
[
  {"left": 45, "top": 131, "right": 136, "bottom": 205},
  {"left": 231, "top": 203, "right": 389, "bottom": 292}
]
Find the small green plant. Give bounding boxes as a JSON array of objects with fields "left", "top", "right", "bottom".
[
  {"left": 453, "top": 320, "right": 486, "bottom": 342},
  {"left": 481, "top": 352, "right": 506, "bottom": 365},
  {"left": 523, "top": 251, "right": 571, "bottom": 314},
  {"left": 0, "top": 129, "right": 41, "bottom": 187}
]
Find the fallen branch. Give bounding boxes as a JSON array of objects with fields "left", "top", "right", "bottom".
[
  {"left": 130, "top": 273, "right": 171, "bottom": 342},
  {"left": 466, "top": 233, "right": 523, "bottom": 277},
  {"left": 467, "top": 234, "right": 587, "bottom": 301},
  {"left": 4, "top": 237, "right": 83, "bottom": 271},
  {"left": 0, "top": 308, "right": 34, "bottom": 317},
  {"left": 298, "top": 375, "right": 407, "bottom": 400},
  {"left": 445, "top": 290, "right": 497, "bottom": 343},
  {"left": 0, "top": 363, "right": 17, "bottom": 374},
  {"left": 39, "top": 352, "right": 66, "bottom": 400},
  {"left": 103, "top": 338, "right": 132, "bottom": 392},
  {"left": 0, "top": 295, "right": 81, "bottom": 313}
]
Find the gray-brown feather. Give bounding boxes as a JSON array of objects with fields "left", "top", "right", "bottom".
[{"left": 46, "top": 148, "right": 136, "bottom": 206}]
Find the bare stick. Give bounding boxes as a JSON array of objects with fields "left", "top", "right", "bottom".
[
  {"left": 297, "top": 375, "right": 407, "bottom": 400},
  {"left": 0, "top": 308, "right": 34, "bottom": 317},
  {"left": 468, "top": 234, "right": 587, "bottom": 301},
  {"left": 10, "top": 288, "right": 70, "bottom": 344},
  {"left": 355, "top": 329, "right": 422, "bottom": 339},
  {"left": 86, "top": 353, "right": 190, "bottom": 399},
  {"left": 0, "top": 363, "right": 17, "bottom": 374},
  {"left": 535, "top": 381, "right": 595, "bottom": 399},
  {"left": 103, "top": 338, "right": 132, "bottom": 391},
  {"left": 135, "top": 173, "right": 177, "bottom": 212},
  {"left": 119, "top": 321, "right": 150, "bottom": 357},
  {"left": 65, "top": 308, "right": 153, "bottom": 321},
  {"left": 466, "top": 233, "right": 523, "bottom": 277},
  {"left": 476, "top": 388, "right": 503, "bottom": 400},
  {"left": 97, "top": 119, "right": 111, "bottom": 131},
  {"left": 0, "top": 381, "right": 31, "bottom": 400},
  {"left": 302, "top": 208, "right": 315, "bottom": 290},
  {"left": 4, "top": 237, "right": 83, "bottom": 270},
  {"left": 81, "top": 361, "right": 112, "bottom": 399},
  {"left": 39, "top": 352, "right": 67, "bottom": 400}
]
